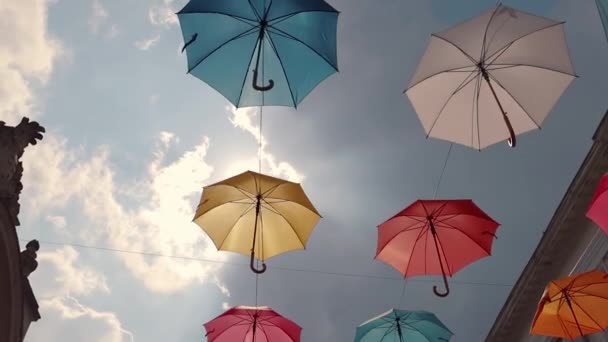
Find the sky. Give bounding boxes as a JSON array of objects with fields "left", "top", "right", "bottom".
[{"left": 2, "top": 0, "right": 608, "bottom": 341}]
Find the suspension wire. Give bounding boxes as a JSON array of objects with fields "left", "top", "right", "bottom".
[
  {"left": 395, "top": 143, "right": 454, "bottom": 308},
  {"left": 19, "top": 238, "right": 514, "bottom": 287},
  {"left": 433, "top": 143, "right": 453, "bottom": 200},
  {"left": 254, "top": 19, "right": 267, "bottom": 311}
]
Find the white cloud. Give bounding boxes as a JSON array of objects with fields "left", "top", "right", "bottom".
[
  {"left": 213, "top": 276, "right": 230, "bottom": 297},
  {"left": 89, "top": 0, "right": 108, "bottom": 34},
  {"left": 149, "top": 0, "right": 178, "bottom": 26},
  {"left": 45, "top": 215, "right": 69, "bottom": 236},
  {"left": 226, "top": 106, "right": 304, "bottom": 182},
  {"left": 135, "top": 34, "right": 161, "bottom": 50},
  {"left": 33, "top": 246, "right": 110, "bottom": 297},
  {"left": 27, "top": 296, "right": 133, "bottom": 342},
  {"left": 0, "top": 0, "right": 62, "bottom": 123},
  {"left": 221, "top": 302, "right": 231, "bottom": 310},
  {"left": 21, "top": 132, "right": 228, "bottom": 293}
]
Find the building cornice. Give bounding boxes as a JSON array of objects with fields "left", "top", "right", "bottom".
[{"left": 486, "top": 110, "right": 608, "bottom": 341}]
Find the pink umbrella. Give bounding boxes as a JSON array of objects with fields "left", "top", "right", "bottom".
[
  {"left": 587, "top": 174, "right": 608, "bottom": 234},
  {"left": 204, "top": 306, "right": 301, "bottom": 342}
]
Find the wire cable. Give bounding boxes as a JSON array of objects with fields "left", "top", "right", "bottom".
[{"left": 20, "top": 238, "right": 514, "bottom": 288}]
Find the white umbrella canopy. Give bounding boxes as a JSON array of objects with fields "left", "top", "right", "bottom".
[{"left": 406, "top": 4, "right": 577, "bottom": 150}]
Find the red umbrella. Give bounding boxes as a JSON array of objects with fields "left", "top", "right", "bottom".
[
  {"left": 587, "top": 174, "right": 608, "bottom": 234},
  {"left": 204, "top": 306, "right": 301, "bottom": 342},
  {"left": 375, "top": 199, "right": 500, "bottom": 297}
]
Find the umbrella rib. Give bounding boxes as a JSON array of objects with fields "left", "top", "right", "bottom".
[
  {"left": 434, "top": 220, "right": 492, "bottom": 255},
  {"left": 377, "top": 220, "right": 427, "bottom": 249},
  {"left": 235, "top": 30, "right": 263, "bottom": 106},
  {"left": 260, "top": 319, "right": 296, "bottom": 341},
  {"left": 401, "top": 321, "right": 438, "bottom": 342},
  {"left": 268, "top": 13, "right": 297, "bottom": 26},
  {"left": 269, "top": 10, "right": 338, "bottom": 24},
  {"left": 263, "top": 202, "right": 307, "bottom": 247},
  {"left": 267, "top": 26, "right": 339, "bottom": 71},
  {"left": 431, "top": 34, "right": 478, "bottom": 65},
  {"left": 481, "top": 9, "right": 514, "bottom": 62},
  {"left": 187, "top": 27, "right": 259, "bottom": 73},
  {"left": 262, "top": 31, "right": 298, "bottom": 107},
  {"left": 377, "top": 325, "right": 397, "bottom": 342},
  {"left": 484, "top": 22, "right": 567, "bottom": 62},
  {"left": 232, "top": 185, "right": 257, "bottom": 201},
  {"left": 261, "top": 183, "right": 284, "bottom": 197},
  {"left": 479, "top": 4, "right": 503, "bottom": 62},
  {"left": 426, "top": 71, "right": 481, "bottom": 138},
  {"left": 571, "top": 299, "right": 605, "bottom": 330},
  {"left": 555, "top": 311, "right": 575, "bottom": 340},
  {"left": 433, "top": 230, "right": 454, "bottom": 276},
  {"left": 178, "top": 12, "right": 258, "bottom": 26},
  {"left": 216, "top": 203, "right": 256, "bottom": 250},
  {"left": 209, "top": 318, "right": 252, "bottom": 340},
  {"left": 488, "top": 63, "right": 577, "bottom": 78},
  {"left": 485, "top": 72, "right": 541, "bottom": 129},
  {"left": 405, "top": 62, "right": 478, "bottom": 92},
  {"left": 474, "top": 66, "right": 482, "bottom": 149},
  {"left": 257, "top": 320, "right": 272, "bottom": 342},
  {"left": 246, "top": 0, "right": 263, "bottom": 21}
]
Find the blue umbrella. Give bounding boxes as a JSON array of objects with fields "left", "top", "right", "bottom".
[
  {"left": 354, "top": 309, "right": 453, "bottom": 342},
  {"left": 177, "top": 0, "right": 339, "bottom": 108}
]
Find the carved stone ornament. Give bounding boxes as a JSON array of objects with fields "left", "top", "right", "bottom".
[{"left": 0, "top": 117, "right": 45, "bottom": 226}]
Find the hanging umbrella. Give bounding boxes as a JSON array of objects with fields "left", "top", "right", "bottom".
[
  {"left": 204, "top": 306, "right": 301, "bottom": 342},
  {"left": 405, "top": 4, "right": 576, "bottom": 149},
  {"left": 354, "top": 309, "right": 453, "bottom": 342},
  {"left": 531, "top": 270, "right": 608, "bottom": 340},
  {"left": 586, "top": 174, "right": 608, "bottom": 234},
  {"left": 375, "top": 199, "right": 500, "bottom": 297},
  {"left": 193, "top": 170, "right": 321, "bottom": 273},
  {"left": 177, "top": 0, "right": 339, "bottom": 108}
]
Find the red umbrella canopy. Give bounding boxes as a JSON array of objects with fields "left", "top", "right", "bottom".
[
  {"left": 587, "top": 174, "right": 608, "bottom": 235},
  {"left": 204, "top": 306, "right": 301, "bottom": 342},
  {"left": 375, "top": 199, "right": 500, "bottom": 297}
]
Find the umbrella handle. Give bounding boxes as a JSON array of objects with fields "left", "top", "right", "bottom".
[
  {"left": 433, "top": 272, "right": 450, "bottom": 297},
  {"left": 500, "top": 110, "right": 516, "bottom": 148},
  {"left": 250, "top": 250, "right": 267, "bottom": 274},
  {"left": 181, "top": 33, "right": 198, "bottom": 53},
  {"left": 252, "top": 69, "right": 274, "bottom": 91}
]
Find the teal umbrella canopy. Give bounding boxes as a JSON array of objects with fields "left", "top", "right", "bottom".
[
  {"left": 177, "top": 0, "right": 339, "bottom": 108},
  {"left": 354, "top": 309, "right": 453, "bottom": 342}
]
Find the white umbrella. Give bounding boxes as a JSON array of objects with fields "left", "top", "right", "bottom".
[{"left": 406, "top": 4, "right": 577, "bottom": 150}]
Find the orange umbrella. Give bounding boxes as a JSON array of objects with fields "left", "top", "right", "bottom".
[{"left": 531, "top": 270, "right": 608, "bottom": 340}]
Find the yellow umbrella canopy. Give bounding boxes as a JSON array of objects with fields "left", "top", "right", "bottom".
[{"left": 193, "top": 171, "right": 321, "bottom": 273}]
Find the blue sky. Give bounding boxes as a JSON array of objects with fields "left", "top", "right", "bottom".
[{"left": 2, "top": 0, "right": 608, "bottom": 341}]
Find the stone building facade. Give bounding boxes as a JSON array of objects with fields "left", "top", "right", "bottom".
[{"left": 486, "top": 111, "right": 608, "bottom": 341}]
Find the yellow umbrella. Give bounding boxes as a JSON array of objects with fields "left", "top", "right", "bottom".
[{"left": 193, "top": 171, "right": 321, "bottom": 273}]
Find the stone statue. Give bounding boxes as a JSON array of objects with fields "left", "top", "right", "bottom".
[
  {"left": 20, "top": 240, "right": 39, "bottom": 278},
  {"left": 0, "top": 117, "right": 45, "bottom": 226}
]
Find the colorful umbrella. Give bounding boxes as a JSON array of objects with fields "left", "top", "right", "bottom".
[
  {"left": 204, "top": 306, "right": 301, "bottom": 342},
  {"left": 354, "top": 309, "right": 453, "bottom": 342},
  {"left": 586, "top": 174, "right": 608, "bottom": 234},
  {"left": 405, "top": 4, "right": 576, "bottom": 149},
  {"left": 375, "top": 200, "right": 500, "bottom": 297},
  {"left": 531, "top": 270, "right": 608, "bottom": 340},
  {"left": 193, "top": 170, "right": 321, "bottom": 273},
  {"left": 177, "top": 0, "right": 339, "bottom": 108}
]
